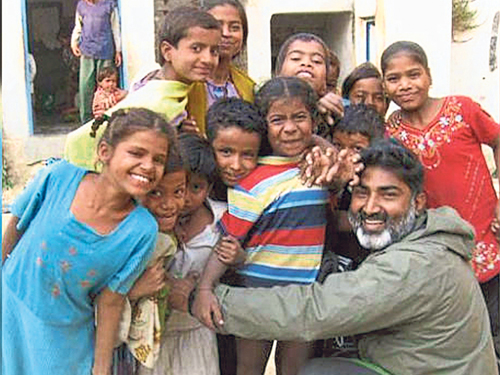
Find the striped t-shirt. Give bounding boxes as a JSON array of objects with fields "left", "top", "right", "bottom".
[{"left": 218, "top": 155, "right": 329, "bottom": 286}]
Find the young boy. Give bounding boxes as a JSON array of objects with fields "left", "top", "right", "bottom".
[
  {"left": 92, "top": 66, "right": 127, "bottom": 119},
  {"left": 71, "top": 0, "right": 122, "bottom": 124},
  {"left": 326, "top": 103, "right": 386, "bottom": 268},
  {"left": 205, "top": 97, "right": 267, "bottom": 202},
  {"left": 64, "top": 6, "right": 221, "bottom": 170},
  {"left": 143, "top": 133, "right": 241, "bottom": 375}
]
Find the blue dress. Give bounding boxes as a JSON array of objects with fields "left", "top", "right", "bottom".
[{"left": 2, "top": 161, "right": 157, "bottom": 375}]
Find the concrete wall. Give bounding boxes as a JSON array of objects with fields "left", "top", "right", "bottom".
[
  {"left": 450, "top": 0, "right": 499, "bottom": 122},
  {"left": 376, "top": 0, "right": 452, "bottom": 99}
]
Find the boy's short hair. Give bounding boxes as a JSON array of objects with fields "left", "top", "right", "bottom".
[
  {"left": 97, "top": 66, "right": 118, "bottom": 83},
  {"left": 206, "top": 97, "right": 267, "bottom": 148},
  {"left": 178, "top": 133, "right": 218, "bottom": 184},
  {"left": 157, "top": 7, "right": 221, "bottom": 66},
  {"left": 165, "top": 143, "right": 187, "bottom": 175},
  {"left": 361, "top": 138, "right": 424, "bottom": 195},
  {"left": 333, "top": 104, "right": 385, "bottom": 141}
]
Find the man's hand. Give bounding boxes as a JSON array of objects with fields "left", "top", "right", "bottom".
[
  {"left": 71, "top": 44, "right": 81, "bottom": 57},
  {"left": 317, "top": 92, "right": 344, "bottom": 125},
  {"left": 128, "top": 261, "right": 166, "bottom": 301},
  {"left": 215, "top": 236, "right": 246, "bottom": 266},
  {"left": 167, "top": 271, "right": 199, "bottom": 312},
  {"left": 115, "top": 51, "right": 122, "bottom": 67},
  {"left": 192, "top": 289, "right": 224, "bottom": 331}
]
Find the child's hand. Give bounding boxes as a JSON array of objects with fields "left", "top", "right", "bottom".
[
  {"left": 179, "top": 117, "right": 199, "bottom": 134},
  {"left": 128, "top": 261, "right": 166, "bottom": 301},
  {"left": 71, "top": 44, "right": 81, "bottom": 57},
  {"left": 215, "top": 236, "right": 246, "bottom": 266},
  {"left": 324, "top": 148, "right": 363, "bottom": 188},
  {"left": 167, "top": 271, "right": 199, "bottom": 312},
  {"left": 317, "top": 92, "right": 344, "bottom": 125},
  {"left": 192, "top": 288, "right": 224, "bottom": 331},
  {"left": 300, "top": 146, "right": 338, "bottom": 187}
]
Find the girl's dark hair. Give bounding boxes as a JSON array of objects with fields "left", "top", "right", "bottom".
[
  {"left": 97, "top": 66, "right": 119, "bottom": 83},
  {"left": 360, "top": 138, "right": 424, "bottom": 195},
  {"left": 157, "top": 7, "right": 221, "bottom": 66},
  {"left": 275, "top": 33, "right": 331, "bottom": 79},
  {"left": 202, "top": 0, "right": 249, "bottom": 50},
  {"left": 206, "top": 97, "right": 266, "bottom": 150},
  {"left": 178, "top": 133, "right": 218, "bottom": 184},
  {"left": 380, "top": 41, "right": 429, "bottom": 75},
  {"left": 95, "top": 108, "right": 178, "bottom": 167},
  {"left": 255, "top": 76, "right": 319, "bottom": 155},
  {"left": 333, "top": 104, "right": 385, "bottom": 141},
  {"left": 165, "top": 145, "right": 187, "bottom": 174},
  {"left": 341, "top": 62, "right": 382, "bottom": 98}
]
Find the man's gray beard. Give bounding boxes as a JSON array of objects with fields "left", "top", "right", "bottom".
[{"left": 348, "top": 201, "right": 418, "bottom": 250}]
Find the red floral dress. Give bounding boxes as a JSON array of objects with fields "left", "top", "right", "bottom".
[{"left": 387, "top": 95, "right": 500, "bottom": 282}]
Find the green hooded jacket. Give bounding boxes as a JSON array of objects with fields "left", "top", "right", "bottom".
[{"left": 215, "top": 207, "right": 498, "bottom": 375}]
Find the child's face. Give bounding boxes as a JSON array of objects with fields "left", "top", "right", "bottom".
[
  {"left": 332, "top": 131, "right": 370, "bottom": 154},
  {"left": 183, "top": 174, "right": 211, "bottom": 215},
  {"left": 279, "top": 40, "right": 327, "bottom": 95},
  {"left": 266, "top": 97, "right": 314, "bottom": 157},
  {"left": 161, "top": 26, "right": 221, "bottom": 84},
  {"left": 349, "top": 77, "right": 387, "bottom": 117},
  {"left": 142, "top": 170, "right": 187, "bottom": 233},
  {"left": 383, "top": 53, "right": 431, "bottom": 112},
  {"left": 98, "top": 130, "right": 168, "bottom": 197},
  {"left": 208, "top": 4, "right": 244, "bottom": 59},
  {"left": 211, "top": 126, "right": 260, "bottom": 186},
  {"left": 99, "top": 75, "right": 118, "bottom": 92}
]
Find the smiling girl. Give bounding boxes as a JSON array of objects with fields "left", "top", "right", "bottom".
[
  {"left": 382, "top": 41, "right": 499, "bottom": 354},
  {"left": 2, "top": 108, "right": 177, "bottom": 375}
]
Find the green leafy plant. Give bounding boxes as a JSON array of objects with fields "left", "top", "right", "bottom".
[
  {"left": 452, "top": 0, "right": 478, "bottom": 40},
  {"left": 2, "top": 149, "right": 13, "bottom": 190}
]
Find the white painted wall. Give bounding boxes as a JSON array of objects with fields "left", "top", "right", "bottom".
[
  {"left": 377, "top": 0, "right": 453, "bottom": 99},
  {"left": 120, "top": 0, "right": 156, "bottom": 88},
  {"left": 450, "top": 0, "right": 499, "bottom": 122},
  {"left": 3, "top": 0, "right": 31, "bottom": 138}
]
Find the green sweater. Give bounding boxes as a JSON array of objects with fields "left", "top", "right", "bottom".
[{"left": 216, "top": 207, "right": 498, "bottom": 375}]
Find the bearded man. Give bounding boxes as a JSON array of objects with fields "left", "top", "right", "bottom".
[{"left": 189, "top": 140, "right": 498, "bottom": 375}]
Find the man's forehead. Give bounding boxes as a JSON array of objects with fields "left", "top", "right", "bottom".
[{"left": 358, "top": 166, "right": 409, "bottom": 190}]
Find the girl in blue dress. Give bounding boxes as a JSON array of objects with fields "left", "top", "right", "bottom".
[{"left": 2, "top": 108, "right": 177, "bottom": 375}]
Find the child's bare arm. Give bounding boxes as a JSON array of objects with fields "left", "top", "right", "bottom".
[
  {"left": 128, "top": 261, "right": 166, "bottom": 301},
  {"left": 192, "top": 250, "right": 229, "bottom": 330},
  {"left": 2, "top": 216, "right": 22, "bottom": 264},
  {"left": 215, "top": 235, "right": 246, "bottom": 266},
  {"left": 93, "top": 288, "right": 126, "bottom": 375}
]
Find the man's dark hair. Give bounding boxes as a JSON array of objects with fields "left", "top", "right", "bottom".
[
  {"left": 360, "top": 139, "right": 424, "bottom": 195},
  {"left": 333, "top": 104, "right": 385, "bottom": 141},
  {"left": 178, "top": 133, "right": 218, "bottom": 184}
]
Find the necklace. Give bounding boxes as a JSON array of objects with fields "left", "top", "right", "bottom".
[{"left": 207, "top": 80, "right": 229, "bottom": 101}]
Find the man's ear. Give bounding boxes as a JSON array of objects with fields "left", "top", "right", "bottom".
[
  {"left": 160, "top": 41, "right": 174, "bottom": 64},
  {"left": 414, "top": 191, "right": 427, "bottom": 213},
  {"left": 97, "top": 141, "right": 113, "bottom": 165}
]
